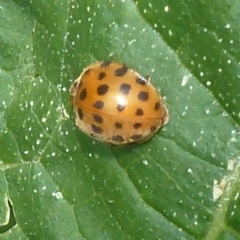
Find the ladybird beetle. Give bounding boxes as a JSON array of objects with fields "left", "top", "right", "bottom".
[{"left": 70, "top": 61, "right": 169, "bottom": 145}]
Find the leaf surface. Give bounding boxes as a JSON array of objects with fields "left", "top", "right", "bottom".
[{"left": 1, "top": 0, "right": 240, "bottom": 239}]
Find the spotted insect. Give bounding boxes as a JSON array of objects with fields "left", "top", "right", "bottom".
[{"left": 70, "top": 61, "right": 169, "bottom": 145}]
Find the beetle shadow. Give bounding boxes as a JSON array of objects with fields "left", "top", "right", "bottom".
[
  {"left": 108, "top": 138, "right": 150, "bottom": 160},
  {"left": 75, "top": 130, "right": 113, "bottom": 158}
]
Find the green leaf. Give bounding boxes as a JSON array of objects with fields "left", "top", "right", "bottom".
[{"left": 1, "top": 0, "right": 240, "bottom": 239}]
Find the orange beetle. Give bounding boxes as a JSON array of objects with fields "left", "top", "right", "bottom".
[{"left": 70, "top": 61, "right": 168, "bottom": 145}]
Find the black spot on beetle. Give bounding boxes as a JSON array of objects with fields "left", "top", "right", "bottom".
[
  {"left": 112, "top": 135, "right": 124, "bottom": 142},
  {"left": 136, "top": 77, "right": 146, "bottom": 85},
  {"left": 115, "top": 122, "right": 122, "bottom": 129},
  {"left": 79, "top": 88, "right": 87, "bottom": 100},
  {"left": 120, "top": 83, "right": 131, "bottom": 95},
  {"left": 133, "top": 123, "right": 142, "bottom": 129},
  {"left": 97, "top": 84, "right": 109, "bottom": 95},
  {"left": 117, "top": 104, "right": 125, "bottom": 112},
  {"left": 130, "top": 134, "right": 143, "bottom": 140},
  {"left": 155, "top": 102, "right": 160, "bottom": 110},
  {"left": 91, "top": 124, "right": 103, "bottom": 134},
  {"left": 136, "top": 108, "right": 144, "bottom": 116},
  {"left": 84, "top": 69, "right": 91, "bottom": 75},
  {"left": 150, "top": 126, "right": 157, "bottom": 132},
  {"left": 94, "top": 101, "right": 104, "bottom": 109},
  {"left": 98, "top": 72, "right": 106, "bottom": 80},
  {"left": 138, "top": 91, "right": 149, "bottom": 101},
  {"left": 115, "top": 64, "right": 128, "bottom": 76},
  {"left": 93, "top": 114, "right": 103, "bottom": 123},
  {"left": 72, "top": 81, "right": 78, "bottom": 91},
  {"left": 77, "top": 108, "right": 83, "bottom": 120},
  {"left": 101, "top": 61, "right": 111, "bottom": 67}
]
